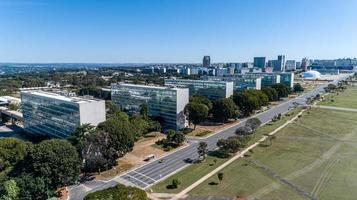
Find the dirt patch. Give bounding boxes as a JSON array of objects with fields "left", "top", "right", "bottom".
[{"left": 95, "top": 132, "right": 167, "bottom": 180}]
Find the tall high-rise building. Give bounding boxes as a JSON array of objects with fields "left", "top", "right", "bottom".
[
  {"left": 203, "top": 56, "right": 211, "bottom": 68},
  {"left": 254, "top": 57, "right": 266, "bottom": 69},
  {"left": 301, "top": 58, "right": 310, "bottom": 71},
  {"left": 21, "top": 90, "right": 106, "bottom": 138},
  {"left": 277, "top": 55, "right": 286, "bottom": 71},
  {"left": 285, "top": 60, "right": 296, "bottom": 71}
]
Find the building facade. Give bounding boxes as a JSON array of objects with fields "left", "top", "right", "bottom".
[
  {"left": 279, "top": 72, "right": 294, "bottom": 88},
  {"left": 21, "top": 90, "right": 106, "bottom": 138},
  {"left": 254, "top": 57, "right": 266, "bottom": 69},
  {"left": 285, "top": 60, "right": 296, "bottom": 71},
  {"left": 164, "top": 79, "right": 234, "bottom": 100},
  {"left": 203, "top": 56, "right": 211, "bottom": 68},
  {"left": 111, "top": 83, "right": 189, "bottom": 130},
  {"left": 204, "top": 75, "right": 262, "bottom": 91}
]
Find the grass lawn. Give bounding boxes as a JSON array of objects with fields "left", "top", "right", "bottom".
[
  {"left": 150, "top": 156, "right": 229, "bottom": 193},
  {"left": 186, "top": 128, "right": 212, "bottom": 137},
  {"left": 320, "top": 86, "right": 357, "bottom": 109},
  {"left": 149, "top": 107, "right": 301, "bottom": 194},
  {"left": 190, "top": 108, "right": 357, "bottom": 200}
]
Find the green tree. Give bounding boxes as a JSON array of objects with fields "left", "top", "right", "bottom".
[
  {"left": 245, "top": 118, "right": 262, "bottom": 132},
  {"left": 15, "top": 174, "right": 50, "bottom": 200},
  {"left": 28, "top": 139, "right": 80, "bottom": 189},
  {"left": 245, "top": 89, "right": 269, "bottom": 107},
  {"left": 235, "top": 126, "right": 253, "bottom": 136},
  {"left": 139, "top": 104, "right": 149, "bottom": 119},
  {"left": 262, "top": 87, "right": 279, "bottom": 101},
  {"left": 272, "top": 83, "right": 291, "bottom": 99},
  {"left": 189, "top": 95, "right": 213, "bottom": 110},
  {"left": 68, "top": 124, "right": 96, "bottom": 155},
  {"left": 166, "top": 130, "right": 185, "bottom": 146},
  {"left": 197, "top": 142, "right": 208, "bottom": 161},
  {"left": 171, "top": 178, "right": 181, "bottom": 189},
  {"left": 84, "top": 183, "right": 148, "bottom": 200},
  {"left": 217, "top": 136, "right": 244, "bottom": 153},
  {"left": 212, "top": 98, "right": 239, "bottom": 123},
  {"left": 1, "top": 180, "right": 19, "bottom": 200},
  {"left": 293, "top": 83, "right": 304, "bottom": 93},
  {"left": 185, "top": 102, "right": 209, "bottom": 129},
  {"left": 233, "top": 92, "right": 259, "bottom": 117},
  {"left": 218, "top": 172, "right": 224, "bottom": 184},
  {"left": 98, "top": 119, "right": 135, "bottom": 157}
]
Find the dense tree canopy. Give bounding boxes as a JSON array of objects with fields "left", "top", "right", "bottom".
[
  {"left": 262, "top": 87, "right": 279, "bottom": 101},
  {"left": 272, "top": 83, "right": 291, "bottom": 99},
  {"left": 185, "top": 102, "right": 209, "bottom": 129},
  {"left": 233, "top": 92, "right": 259, "bottom": 117},
  {"left": 212, "top": 98, "right": 239, "bottom": 122},
  {"left": 28, "top": 139, "right": 81, "bottom": 189},
  {"left": 84, "top": 183, "right": 148, "bottom": 200}
]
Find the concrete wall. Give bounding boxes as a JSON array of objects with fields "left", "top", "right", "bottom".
[
  {"left": 175, "top": 88, "right": 189, "bottom": 130},
  {"left": 79, "top": 100, "right": 106, "bottom": 126}
]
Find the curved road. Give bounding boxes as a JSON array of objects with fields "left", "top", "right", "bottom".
[{"left": 69, "top": 76, "right": 350, "bottom": 200}]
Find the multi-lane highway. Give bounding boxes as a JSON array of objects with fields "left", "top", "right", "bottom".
[{"left": 69, "top": 75, "right": 350, "bottom": 200}]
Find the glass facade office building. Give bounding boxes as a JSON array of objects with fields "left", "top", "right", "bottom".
[
  {"left": 111, "top": 83, "right": 189, "bottom": 130},
  {"left": 203, "top": 75, "right": 261, "bottom": 91},
  {"left": 245, "top": 73, "right": 281, "bottom": 87},
  {"left": 21, "top": 91, "right": 106, "bottom": 138},
  {"left": 279, "top": 72, "right": 294, "bottom": 88},
  {"left": 164, "top": 79, "right": 233, "bottom": 100}
]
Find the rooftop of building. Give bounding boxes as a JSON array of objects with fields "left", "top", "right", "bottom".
[
  {"left": 165, "top": 78, "right": 233, "bottom": 84},
  {"left": 111, "top": 83, "right": 189, "bottom": 91},
  {"left": 21, "top": 90, "right": 103, "bottom": 104}
]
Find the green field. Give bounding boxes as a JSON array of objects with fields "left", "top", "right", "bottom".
[
  {"left": 320, "top": 86, "right": 357, "bottom": 109},
  {"left": 150, "top": 108, "right": 301, "bottom": 194},
  {"left": 190, "top": 108, "right": 357, "bottom": 200}
]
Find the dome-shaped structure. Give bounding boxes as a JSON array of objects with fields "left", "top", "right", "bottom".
[{"left": 302, "top": 70, "right": 321, "bottom": 79}]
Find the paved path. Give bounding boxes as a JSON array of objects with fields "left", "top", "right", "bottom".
[
  {"left": 68, "top": 75, "right": 352, "bottom": 200},
  {"left": 313, "top": 105, "right": 357, "bottom": 112}
]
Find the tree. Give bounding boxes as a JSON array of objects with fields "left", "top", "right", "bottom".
[
  {"left": 1, "top": 180, "right": 19, "bottom": 200},
  {"left": 235, "top": 126, "right": 253, "bottom": 136},
  {"left": 293, "top": 83, "right": 304, "bottom": 93},
  {"left": 245, "top": 118, "right": 262, "bottom": 132},
  {"left": 28, "top": 139, "right": 80, "bottom": 189},
  {"left": 68, "top": 124, "right": 96, "bottom": 155},
  {"left": 84, "top": 183, "right": 148, "bottom": 200},
  {"left": 233, "top": 92, "right": 259, "bottom": 117},
  {"left": 218, "top": 172, "right": 224, "bottom": 184},
  {"left": 272, "top": 83, "right": 291, "bottom": 99},
  {"left": 166, "top": 130, "right": 185, "bottom": 146},
  {"left": 325, "top": 84, "right": 337, "bottom": 92},
  {"left": 185, "top": 102, "right": 209, "bottom": 129},
  {"left": 217, "top": 136, "right": 245, "bottom": 154},
  {"left": 81, "top": 130, "right": 118, "bottom": 173},
  {"left": 15, "top": 174, "right": 50, "bottom": 200},
  {"left": 98, "top": 119, "right": 135, "bottom": 157},
  {"left": 212, "top": 98, "right": 239, "bottom": 123},
  {"left": 171, "top": 178, "right": 181, "bottom": 189},
  {"left": 245, "top": 90, "right": 269, "bottom": 107},
  {"left": 139, "top": 104, "right": 149, "bottom": 119},
  {"left": 262, "top": 87, "right": 279, "bottom": 101},
  {"left": 189, "top": 95, "right": 213, "bottom": 110},
  {"left": 197, "top": 142, "right": 208, "bottom": 161}
]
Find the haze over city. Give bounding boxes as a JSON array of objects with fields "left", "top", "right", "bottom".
[{"left": 1, "top": 0, "right": 357, "bottom": 63}]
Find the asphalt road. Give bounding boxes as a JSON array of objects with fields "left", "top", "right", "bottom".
[{"left": 69, "top": 75, "right": 350, "bottom": 200}]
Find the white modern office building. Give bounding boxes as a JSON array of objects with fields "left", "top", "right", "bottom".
[
  {"left": 111, "top": 83, "right": 189, "bottom": 130},
  {"left": 21, "top": 90, "right": 106, "bottom": 138},
  {"left": 164, "top": 78, "right": 234, "bottom": 100}
]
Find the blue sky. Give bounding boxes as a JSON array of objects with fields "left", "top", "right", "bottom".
[{"left": 0, "top": 0, "right": 357, "bottom": 63}]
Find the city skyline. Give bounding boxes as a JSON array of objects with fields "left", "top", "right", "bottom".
[{"left": 1, "top": 0, "right": 357, "bottom": 63}]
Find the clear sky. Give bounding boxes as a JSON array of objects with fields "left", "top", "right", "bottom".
[{"left": 1, "top": 0, "right": 357, "bottom": 63}]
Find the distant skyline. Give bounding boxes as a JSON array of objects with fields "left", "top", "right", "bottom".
[{"left": 1, "top": 0, "right": 357, "bottom": 63}]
